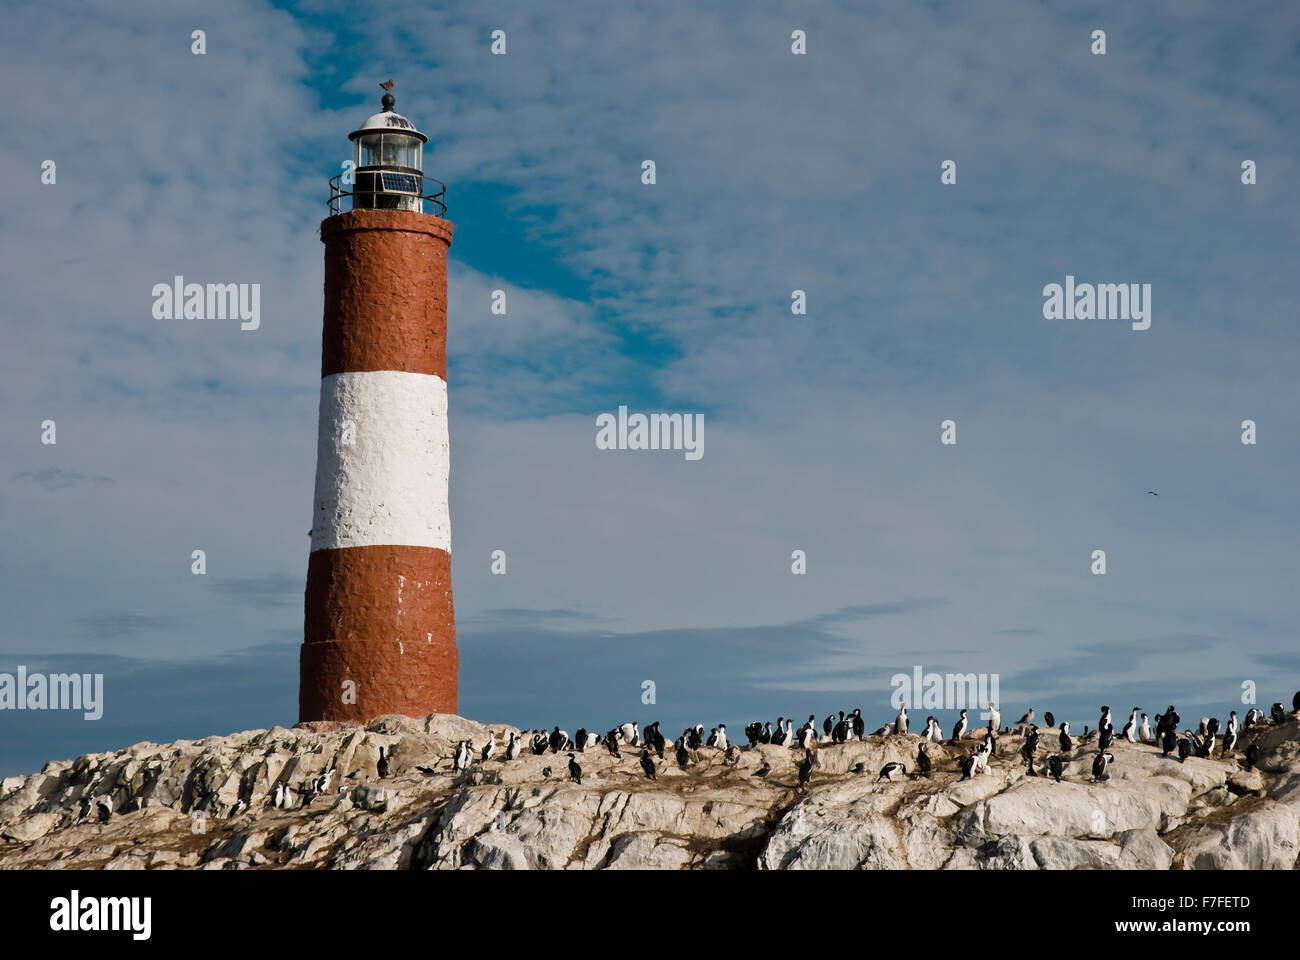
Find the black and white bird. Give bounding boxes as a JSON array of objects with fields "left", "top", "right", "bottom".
[
  {"left": 506, "top": 732, "right": 521, "bottom": 761},
  {"left": 798, "top": 724, "right": 817, "bottom": 751},
  {"left": 1271, "top": 702, "right": 1287, "bottom": 723},
  {"left": 530, "top": 732, "right": 549, "bottom": 755},
  {"left": 1020, "top": 727, "right": 1040, "bottom": 763},
  {"left": 833, "top": 712, "right": 852, "bottom": 744},
  {"left": 759, "top": 721, "right": 773, "bottom": 745},
  {"left": 1177, "top": 737, "right": 1192, "bottom": 763},
  {"left": 605, "top": 731, "right": 621, "bottom": 758},
  {"left": 619, "top": 721, "right": 640, "bottom": 746},
  {"left": 1092, "top": 752, "right": 1115, "bottom": 782},
  {"left": 1161, "top": 728, "right": 1177, "bottom": 758},
  {"left": 951, "top": 709, "right": 968, "bottom": 742},
  {"left": 724, "top": 744, "right": 740, "bottom": 766},
  {"left": 1155, "top": 706, "right": 1181, "bottom": 738},
  {"left": 675, "top": 739, "right": 691, "bottom": 770},
  {"left": 1222, "top": 712, "right": 1238, "bottom": 754},
  {"left": 773, "top": 718, "right": 794, "bottom": 747},
  {"left": 1098, "top": 705, "right": 1113, "bottom": 732},
  {"left": 894, "top": 705, "right": 909, "bottom": 736},
  {"left": 454, "top": 739, "right": 473, "bottom": 771},
  {"left": 916, "top": 743, "right": 932, "bottom": 779},
  {"left": 314, "top": 768, "right": 335, "bottom": 795},
  {"left": 1121, "top": 707, "right": 1140, "bottom": 743},
  {"left": 647, "top": 722, "right": 667, "bottom": 759},
  {"left": 922, "top": 716, "right": 943, "bottom": 743},
  {"left": 549, "top": 727, "right": 569, "bottom": 753},
  {"left": 960, "top": 753, "right": 979, "bottom": 781},
  {"left": 481, "top": 733, "right": 496, "bottom": 763},
  {"left": 1098, "top": 723, "right": 1115, "bottom": 751},
  {"left": 850, "top": 708, "right": 865, "bottom": 740},
  {"left": 1138, "top": 713, "right": 1152, "bottom": 742},
  {"left": 823, "top": 713, "right": 836, "bottom": 739},
  {"left": 273, "top": 783, "right": 285, "bottom": 808},
  {"left": 1243, "top": 744, "right": 1260, "bottom": 771},
  {"left": 568, "top": 753, "right": 582, "bottom": 784},
  {"left": 797, "top": 750, "right": 814, "bottom": 791},
  {"left": 1047, "top": 755, "right": 1065, "bottom": 782},
  {"left": 712, "top": 724, "right": 729, "bottom": 750},
  {"left": 877, "top": 762, "right": 906, "bottom": 782},
  {"left": 639, "top": 750, "right": 657, "bottom": 780},
  {"left": 1015, "top": 707, "right": 1035, "bottom": 731},
  {"left": 987, "top": 703, "right": 1001, "bottom": 735}
]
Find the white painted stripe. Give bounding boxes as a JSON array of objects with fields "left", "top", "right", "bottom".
[{"left": 311, "top": 370, "right": 451, "bottom": 551}]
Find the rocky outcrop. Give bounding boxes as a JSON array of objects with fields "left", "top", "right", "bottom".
[{"left": 1, "top": 714, "right": 1297, "bottom": 870}]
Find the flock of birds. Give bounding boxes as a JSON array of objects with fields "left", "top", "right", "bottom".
[{"left": 445, "top": 691, "right": 1300, "bottom": 795}]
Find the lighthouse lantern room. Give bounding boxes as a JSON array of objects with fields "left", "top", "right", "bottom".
[{"left": 331, "top": 86, "right": 444, "bottom": 215}]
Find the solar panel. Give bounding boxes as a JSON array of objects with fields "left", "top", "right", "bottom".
[{"left": 380, "top": 172, "right": 419, "bottom": 193}]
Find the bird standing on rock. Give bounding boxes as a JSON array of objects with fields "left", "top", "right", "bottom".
[
  {"left": 567, "top": 753, "right": 582, "bottom": 785},
  {"left": 797, "top": 750, "right": 814, "bottom": 791},
  {"left": 639, "top": 750, "right": 657, "bottom": 781},
  {"left": 878, "top": 762, "right": 906, "bottom": 782},
  {"left": 1223, "top": 713, "right": 1238, "bottom": 754},
  {"left": 675, "top": 739, "right": 691, "bottom": 770},
  {"left": 895, "top": 705, "right": 909, "bottom": 735},
  {"left": 753, "top": 759, "right": 771, "bottom": 778},
  {"left": 1047, "top": 755, "right": 1064, "bottom": 782},
  {"left": 1243, "top": 744, "right": 1260, "bottom": 771},
  {"left": 916, "top": 743, "right": 932, "bottom": 779},
  {"left": 951, "top": 709, "right": 968, "bottom": 742},
  {"left": 1092, "top": 752, "right": 1115, "bottom": 783}
]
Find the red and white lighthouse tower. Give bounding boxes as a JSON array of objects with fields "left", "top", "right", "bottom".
[{"left": 299, "top": 87, "right": 457, "bottom": 722}]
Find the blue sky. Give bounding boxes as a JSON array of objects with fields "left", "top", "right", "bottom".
[{"left": 1, "top": 0, "right": 1298, "bottom": 774}]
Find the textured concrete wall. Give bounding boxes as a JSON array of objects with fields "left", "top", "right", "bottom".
[{"left": 300, "top": 209, "right": 457, "bottom": 723}]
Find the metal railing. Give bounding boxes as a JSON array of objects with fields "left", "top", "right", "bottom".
[{"left": 328, "top": 172, "right": 447, "bottom": 217}]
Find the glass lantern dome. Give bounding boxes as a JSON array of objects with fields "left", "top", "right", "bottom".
[{"left": 346, "top": 91, "right": 430, "bottom": 213}]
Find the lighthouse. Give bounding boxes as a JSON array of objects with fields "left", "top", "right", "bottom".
[{"left": 299, "top": 87, "right": 457, "bottom": 723}]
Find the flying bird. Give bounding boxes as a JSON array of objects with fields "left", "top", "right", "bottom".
[{"left": 1146, "top": 490, "right": 1159, "bottom": 496}]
